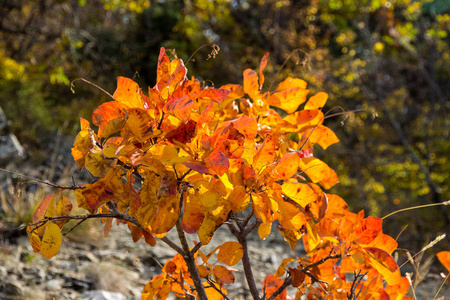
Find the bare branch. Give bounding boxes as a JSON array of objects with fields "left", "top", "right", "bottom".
[{"left": 0, "top": 167, "right": 85, "bottom": 190}]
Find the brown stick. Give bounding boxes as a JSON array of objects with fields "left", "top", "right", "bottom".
[{"left": 176, "top": 219, "right": 208, "bottom": 300}]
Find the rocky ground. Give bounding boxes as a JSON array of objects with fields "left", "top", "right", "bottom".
[
  {"left": 1, "top": 218, "right": 448, "bottom": 300},
  {"left": 0, "top": 218, "right": 302, "bottom": 300}
]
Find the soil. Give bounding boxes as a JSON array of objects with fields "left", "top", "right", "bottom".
[{"left": 0, "top": 215, "right": 448, "bottom": 300}]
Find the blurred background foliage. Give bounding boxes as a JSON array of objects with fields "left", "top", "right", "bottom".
[{"left": 0, "top": 0, "right": 448, "bottom": 253}]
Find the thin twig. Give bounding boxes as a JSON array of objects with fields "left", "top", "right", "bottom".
[
  {"left": 0, "top": 167, "right": 85, "bottom": 190},
  {"left": 206, "top": 279, "right": 231, "bottom": 300},
  {"left": 71, "top": 78, "right": 114, "bottom": 99}
]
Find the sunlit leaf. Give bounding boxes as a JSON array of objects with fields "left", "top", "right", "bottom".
[
  {"left": 121, "top": 108, "right": 154, "bottom": 142},
  {"left": 273, "top": 152, "right": 300, "bottom": 181},
  {"left": 268, "top": 86, "right": 310, "bottom": 114},
  {"left": 299, "top": 157, "right": 339, "bottom": 189},
  {"left": 151, "top": 194, "right": 180, "bottom": 234},
  {"left": 274, "top": 258, "right": 294, "bottom": 277},
  {"left": 213, "top": 265, "right": 235, "bottom": 284},
  {"left": 113, "top": 76, "right": 144, "bottom": 108},
  {"left": 364, "top": 247, "right": 401, "bottom": 285},
  {"left": 253, "top": 134, "right": 276, "bottom": 173},
  {"left": 92, "top": 101, "right": 127, "bottom": 138},
  {"left": 203, "top": 281, "right": 227, "bottom": 300},
  {"left": 217, "top": 242, "right": 244, "bottom": 266},
  {"left": 437, "top": 251, "right": 450, "bottom": 273},
  {"left": 304, "top": 92, "right": 328, "bottom": 110},
  {"left": 299, "top": 125, "right": 339, "bottom": 150},
  {"left": 198, "top": 217, "right": 216, "bottom": 245},
  {"left": 182, "top": 192, "right": 204, "bottom": 233},
  {"left": 204, "top": 149, "right": 229, "bottom": 176},
  {"left": 281, "top": 180, "right": 318, "bottom": 208},
  {"left": 259, "top": 52, "right": 269, "bottom": 89},
  {"left": 262, "top": 274, "right": 286, "bottom": 300}
]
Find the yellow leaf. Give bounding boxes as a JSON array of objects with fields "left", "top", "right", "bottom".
[
  {"left": 258, "top": 221, "right": 272, "bottom": 240},
  {"left": 203, "top": 281, "right": 227, "bottom": 300},
  {"left": 27, "top": 228, "right": 41, "bottom": 253},
  {"left": 281, "top": 180, "right": 318, "bottom": 208},
  {"left": 217, "top": 241, "right": 244, "bottom": 266},
  {"left": 274, "top": 258, "right": 294, "bottom": 277},
  {"left": 299, "top": 157, "right": 339, "bottom": 189},
  {"left": 304, "top": 92, "right": 328, "bottom": 110},
  {"left": 305, "top": 219, "right": 321, "bottom": 251},
  {"left": 228, "top": 185, "right": 249, "bottom": 213},
  {"left": 198, "top": 217, "right": 216, "bottom": 245},
  {"left": 40, "top": 222, "right": 62, "bottom": 259}
]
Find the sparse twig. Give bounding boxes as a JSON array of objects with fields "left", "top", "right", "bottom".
[{"left": 0, "top": 167, "right": 85, "bottom": 190}]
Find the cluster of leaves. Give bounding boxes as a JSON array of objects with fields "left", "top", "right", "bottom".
[{"left": 26, "top": 49, "right": 448, "bottom": 299}]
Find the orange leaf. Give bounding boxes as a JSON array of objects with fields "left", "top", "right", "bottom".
[
  {"left": 204, "top": 149, "right": 229, "bottom": 176},
  {"left": 113, "top": 76, "right": 144, "bottom": 108},
  {"left": 212, "top": 265, "right": 235, "bottom": 284},
  {"left": 253, "top": 134, "right": 276, "bottom": 173},
  {"left": 92, "top": 101, "right": 127, "bottom": 138},
  {"left": 259, "top": 52, "right": 269, "bottom": 89},
  {"left": 220, "top": 84, "right": 244, "bottom": 101},
  {"left": 290, "top": 268, "right": 306, "bottom": 288},
  {"left": 304, "top": 92, "right": 328, "bottom": 110},
  {"left": 182, "top": 192, "right": 204, "bottom": 233},
  {"left": 437, "top": 251, "right": 450, "bottom": 273},
  {"left": 164, "top": 95, "right": 193, "bottom": 121},
  {"left": 262, "top": 274, "right": 286, "bottom": 300},
  {"left": 142, "top": 230, "right": 156, "bottom": 246},
  {"left": 243, "top": 69, "right": 260, "bottom": 100},
  {"left": 268, "top": 87, "right": 310, "bottom": 114},
  {"left": 27, "top": 228, "right": 41, "bottom": 253},
  {"left": 217, "top": 241, "right": 244, "bottom": 266},
  {"left": 299, "top": 157, "right": 339, "bottom": 189},
  {"left": 198, "top": 217, "right": 216, "bottom": 245},
  {"left": 258, "top": 221, "right": 272, "bottom": 240},
  {"left": 121, "top": 108, "right": 154, "bottom": 142},
  {"left": 142, "top": 274, "right": 169, "bottom": 300},
  {"left": 276, "top": 77, "right": 307, "bottom": 91},
  {"left": 163, "top": 260, "right": 177, "bottom": 274},
  {"left": 273, "top": 152, "right": 300, "bottom": 181},
  {"left": 54, "top": 195, "right": 73, "bottom": 229},
  {"left": 74, "top": 168, "right": 124, "bottom": 213},
  {"left": 274, "top": 258, "right": 294, "bottom": 277},
  {"left": 299, "top": 125, "right": 339, "bottom": 150},
  {"left": 281, "top": 181, "right": 318, "bottom": 208},
  {"left": 135, "top": 174, "right": 159, "bottom": 229},
  {"left": 151, "top": 194, "right": 180, "bottom": 234},
  {"left": 364, "top": 247, "right": 401, "bottom": 285},
  {"left": 203, "top": 281, "right": 227, "bottom": 300},
  {"left": 196, "top": 88, "right": 231, "bottom": 103},
  {"left": 228, "top": 185, "right": 249, "bottom": 213},
  {"left": 71, "top": 127, "right": 99, "bottom": 170}
]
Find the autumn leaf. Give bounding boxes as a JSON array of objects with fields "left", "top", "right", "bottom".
[
  {"left": 274, "top": 258, "right": 294, "bottom": 277},
  {"left": 437, "top": 251, "right": 450, "bottom": 273},
  {"left": 217, "top": 242, "right": 244, "bottom": 266},
  {"left": 304, "top": 92, "right": 328, "bottom": 110},
  {"left": 364, "top": 247, "right": 401, "bottom": 285},
  {"left": 213, "top": 265, "right": 235, "bottom": 284},
  {"left": 92, "top": 101, "right": 127, "bottom": 138},
  {"left": 181, "top": 192, "right": 204, "bottom": 233},
  {"left": 113, "top": 76, "right": 145, "bottom": 108},
  {"left": 299, "top": 157, "right": 339, "bottom": 189},
  {"left": 262, "top": 274, "right": 286, "bottom": 300},
  {"left": 40, "top": 222, "right": 62, "bottom": 259}
]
